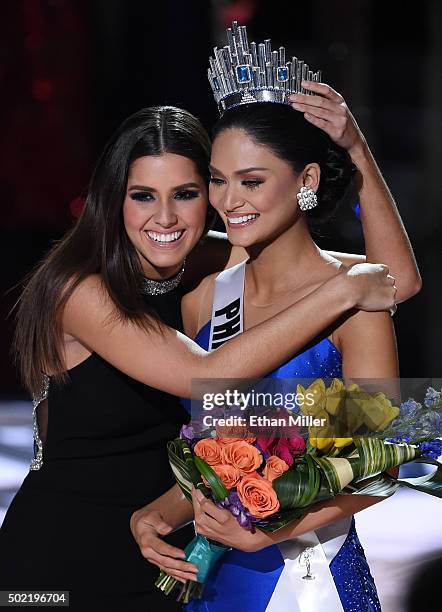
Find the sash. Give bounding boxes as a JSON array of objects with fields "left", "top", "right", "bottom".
[
  {"left": 208, "top": 260, "right": 247, "bottom": 350},
  {"left": 208, "top": 260, "right": 348, "bottom": 612},
  {"left": 265, "top": 518, "right": 349, "bottom": 612}
]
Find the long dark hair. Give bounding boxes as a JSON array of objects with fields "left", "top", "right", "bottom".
[
  {"left": 14, "top": 106, "right": 212, "bottom": 395},
  {"left": 212, "top": 103, "right": 354, "bottom": 223}
]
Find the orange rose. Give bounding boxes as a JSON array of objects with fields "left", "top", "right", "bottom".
[
  {"left": 217, "top": 437, "right": 257, "bottom": 445},
  {"left": 209, "top": 464, "right": 242, "bottom": 489},
  {"left": 263, "top": 455, "right": 289, "bottom": 483},
  {"left": 216, "top": 424, "right": 256, "bottom": 445},
  {"left": 222, "top": 441, "right": 262, "bottom": 474},
  {"left": 237, "top": 474, "right": 280, "bottom": 519},
  {"left": 194, "top": 439, "right": 223, "bottom": 466}
]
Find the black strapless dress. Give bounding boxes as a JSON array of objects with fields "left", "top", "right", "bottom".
[{"left": 0, "top": 288, "right": 193, "bottom": 611}]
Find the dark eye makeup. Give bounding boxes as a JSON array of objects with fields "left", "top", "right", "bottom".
[
  {"left": 242, "top": 179, "right": 264, "bottom": 190},
  {"left": 129, "top": 190, "right": 200, "bottom": 202},
  {"left": 130, "top": 191, "right": 154, "bottom": 202},
  {"left": 209, "top": 177, "right": 264, "bottom": 190},
  {"left": 174, "top": 190, "right": 200, "bottom": 200}
]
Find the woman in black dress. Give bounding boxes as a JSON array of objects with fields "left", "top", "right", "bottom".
[{"left": 0, "top": 106, "right": 406, "bottom": 611}]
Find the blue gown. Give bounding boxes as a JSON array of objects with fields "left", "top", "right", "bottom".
[{"left": 185, "top": 320, "right": 381, "bottom": 612}]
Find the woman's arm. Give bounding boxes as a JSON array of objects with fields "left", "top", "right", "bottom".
[
  {"left": 62, "top": 264, "right": 395, "bottom": 398},
  {"left": 348, "top": 143, "right": 421, "bottom": 303},
  {"left": 188, "top": 231, "right": 367, "bottom": 284},
  {"left": 191, "top": 483, "right": 394, "bottom": 553},
  {"left": 290, "top": 81, "right": 422, "bottom": 303}
]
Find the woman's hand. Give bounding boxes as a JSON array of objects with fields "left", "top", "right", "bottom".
[
  {"left": 130, "top": 507, "right": 198, "bottom": 583},
  {"left": 343, "top": 262, "right": 397, "bottom": 313},
  {"left": 192, "top": 488, "right": 272, "bottom": 553},
  {"left": 289, "top": 81, "right": 366, "bottom": 157}
]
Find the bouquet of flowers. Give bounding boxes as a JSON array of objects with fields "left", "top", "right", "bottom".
[{"left": 156, "top": 380, "right": 442, "bottom": 603}]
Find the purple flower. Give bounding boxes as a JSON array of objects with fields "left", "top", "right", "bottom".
[
  {"left": 221, "top": 490, "right": 255, "bottom": 531},
  {"left": 424, "top": 387, "right": 442, "bottom": 409},
  {"left": 238, "top": 511, "right": 251, "bottom": 528},
  {"left": 399, "top": 399, "right": 420, "bottom": 417},
  {"left": 180, "top": 424, "right": 194, "bottom": 442},
  {"left": 419, "top": 440, "right": 442, "bottom": 460}
]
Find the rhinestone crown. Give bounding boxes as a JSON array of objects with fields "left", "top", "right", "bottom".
[{"left": 208, "top": 21, "right": 322, "bottom": 115}]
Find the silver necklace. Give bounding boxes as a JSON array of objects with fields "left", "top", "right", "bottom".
[{"left": 141, "top": 260, "right": 185, "bottom": 296}]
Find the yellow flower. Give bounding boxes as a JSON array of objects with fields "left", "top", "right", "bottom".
[
  {"left": 309, "top": 436, "right": 335, "bottom": 452},
  {"left": 333, "top": 438, "right": 354, "bottom": 449},
  {"left": 345, "top": 383, "right": 374, "bottom": 433},
  {"left": 325, "top": 378, "right": 346, "bottom": 416},
  {"left": 297, "top": 379, "right": 326, "bottom": 416},
  {"left": 304, "top": 380, "right": 399, "bottom": 451},
  {"left": 344, "top": 384, "right": 400, "bottom": 433},
  {"left": 372, "top": 393, "right": 400, "bottom": 430},
  {"left": 309, "top": 409, "right": 334, "bottom": 452}
]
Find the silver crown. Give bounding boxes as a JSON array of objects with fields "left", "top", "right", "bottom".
[{"left": 208, "top": 21, "right": 322, "bottom": 115}]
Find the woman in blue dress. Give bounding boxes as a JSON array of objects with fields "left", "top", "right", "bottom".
[
  {"left": 135, "top": 32, "right": 414, "bottom": 606},
  {"left": 178, "top": 94, "right": 400, "bottom": 610}
]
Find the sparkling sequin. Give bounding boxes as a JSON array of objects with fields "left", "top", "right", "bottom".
[
  {"left": 330, "top": 517, "right": 381, "bottom": 611},
  {"left": 30, "top": 373, "right": 50, "bottom": 471},
  {"left": 140, "top": 261, "right": 185, "bottom": 295}
]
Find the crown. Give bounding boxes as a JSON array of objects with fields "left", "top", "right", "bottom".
[{"left": 208, "top": 21, "right": 322, "bottom": 115}]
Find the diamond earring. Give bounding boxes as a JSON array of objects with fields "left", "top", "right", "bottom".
[{"left": 297, "top": 186, "right": 318, "bottom": 211}]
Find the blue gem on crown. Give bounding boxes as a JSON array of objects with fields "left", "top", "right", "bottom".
[
  {"left": 236, "top": 65, "right": 252, "bottom": 83},
  {"left": 277, "top": 66, "right": 289, "bottom": 82},
  {"left": 208, "top": 21, "right": 322, "bottom": 115}
]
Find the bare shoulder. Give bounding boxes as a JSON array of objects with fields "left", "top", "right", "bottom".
[
  {"left": 62, "top": 274, "right": 115, "bottom": 335},
  {"left": 181, "top": 272, "right": 218, "bottom": 339},
  {"left": 64, "top": 274, "right": 107, "bottom": 310}
]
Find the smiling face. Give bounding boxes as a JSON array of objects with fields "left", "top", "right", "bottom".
[
  {"left": 123, "top": 153, "right": 208, "bottom": 278},
  {"left": 209, "top": 128, "right": 319, "bottom": 248}
]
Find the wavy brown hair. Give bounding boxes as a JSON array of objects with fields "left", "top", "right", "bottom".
[{"left": 13, "top": 106, "right": 213, "bottom": 395}]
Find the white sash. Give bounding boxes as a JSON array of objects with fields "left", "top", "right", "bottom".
[
  {"left": 265, "top": 518, "right": 349, "bottom": 612},
  {"left": 208, "top": 260, "right": 348, "bottom": 612},
  {"left": 208, "top": 260, "right": 247, "bottom": 351}
]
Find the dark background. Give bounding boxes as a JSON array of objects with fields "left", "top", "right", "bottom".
[{"left": 1, "top": 0, "right": 441, "bottom": 398}]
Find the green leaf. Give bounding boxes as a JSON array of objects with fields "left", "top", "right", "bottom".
[
  {"left": 193, "top": 456, "right": 229, "bottom": 502},
  {"left": 167, "top": 440, "right": 193, "bottom": 500},
  {"left": 342, "top": 472, "right": 399, "bottom": 497},
  {"left": 273, "top": 457, "right": 321, "bottom": 510},
  {"left": 342, "top": 457, "right": 442, "bottom": 498},
  {"left": 167, "top": 440, "right": 210, "bottom": 499},
  {"left": 351, "top": 437, "right": 416, "bottom": 482},
  {"left": 393, "top": 457, "right": 442, "bottom": 497},
  {"left": 298, "top": 454, "right": 320, "bottom": 507}
]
